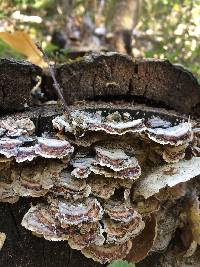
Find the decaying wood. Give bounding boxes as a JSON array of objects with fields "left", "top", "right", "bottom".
[
  {"left": 0, "top": 198, "right": 102, "bottom": 267},
  {"left": 0, "top": 59, "right": 41, "bottom": 112},
  {"left": 1, "top": 53, "right": 200, "bottom": 115},
  {"left": 1, "top": 53, "right": 200, "bottom": 267},
  {"left": 53, "top": 53, "right": 200, "bottom": 115}
]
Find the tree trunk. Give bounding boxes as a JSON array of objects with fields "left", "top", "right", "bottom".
[{"left": 106, "top": 0, "right": 142, "bottom": 54}]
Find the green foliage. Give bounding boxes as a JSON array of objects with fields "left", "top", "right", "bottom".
[
  {"left": 8, "top": 0, "right": 55, "bottom": 10},
  {"left": 139, "top": 0, "right": 200, "bottom": 78},
  {"left": 108, "top": 260, "right": 135, "bottom": 267}
]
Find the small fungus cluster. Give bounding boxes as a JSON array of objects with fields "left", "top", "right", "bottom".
[{"left": 1, "top": 107, "right": 200, "bottom": 264}]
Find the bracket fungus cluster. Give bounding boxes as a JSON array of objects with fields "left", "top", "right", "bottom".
[{"left": 1, "top": 105, "right": 200, "bottom": 264}]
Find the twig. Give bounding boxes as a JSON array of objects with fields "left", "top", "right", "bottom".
[{"left": 36, "top": 43, "right": 70, "bottom": 113}]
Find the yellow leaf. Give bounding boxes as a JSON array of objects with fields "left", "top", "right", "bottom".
[{"left": 0, "top": 31, "right": 46, "bottom": 67}]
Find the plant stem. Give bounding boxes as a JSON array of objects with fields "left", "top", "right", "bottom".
[{"left": 36, "top": 43, "right": 69, "bottom": 113}]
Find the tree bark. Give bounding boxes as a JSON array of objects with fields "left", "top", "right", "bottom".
[
  {"left": 0, "top": 59, "right": 41, "bottom": 113},
  {"left": 45, "top": 53, "right": 200, "bottom": 115}
]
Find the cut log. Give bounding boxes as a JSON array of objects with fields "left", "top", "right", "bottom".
[
  {"left": 0, "top": 59, "right": 41, "bottom": 112},
  {"left": 54, "top": 53, "right": 200, "bottom": 114}
]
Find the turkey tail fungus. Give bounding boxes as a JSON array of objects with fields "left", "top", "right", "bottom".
[{"left": 1, "top": 53, "right": 200, "bottom": 267}]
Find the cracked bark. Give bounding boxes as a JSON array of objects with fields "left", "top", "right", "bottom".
[
  {"left": 42, "top": 52, "right": 200, "bottom": 115},
  {"left": 0, "top": 58, "right": 41, "bottom": 113}
]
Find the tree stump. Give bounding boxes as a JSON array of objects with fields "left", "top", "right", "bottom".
[
  {"left": 0, "top": 53, "right": 200, "bottom": 267},
  {"left": 0, "top": 59, "right": 41, "bottom": 113}
]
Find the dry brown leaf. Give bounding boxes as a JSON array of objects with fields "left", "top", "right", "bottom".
[{"left": 0, "top": 31, "right": 46, "bottom": 67}]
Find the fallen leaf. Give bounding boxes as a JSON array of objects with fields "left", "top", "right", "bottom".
[{"left": 0, "top": 31, "right": 46, "bottom": 67}]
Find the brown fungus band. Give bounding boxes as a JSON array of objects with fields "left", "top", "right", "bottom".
[
  {"left": 21, "top": 204, "right": 70, "bottom": 241},
  {"left": 103, "top": 214, "right": 145, "bottom": 244},
  {"left": 82, "top": 241, "right": 132, "bottom": 264},
  {"left": 49, "top": 197, "right": 104, "bottom": 227},
  {"left": 68, "top": 222, "right": 105, "bottom": 250},
  {"left": 51, "top": 170, "right": 91, "bottom": 199}
]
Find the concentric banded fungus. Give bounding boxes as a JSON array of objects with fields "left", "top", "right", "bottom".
[
  {"left": 54, "top": 110, "right": 146, "bottom": 136},
  {"left": 103, "top": 213, "right": 145, "bottom": 244},
  {"left": 35, "top": 137, "right": 74, "bottom": 159},
  {"left": 91, "top": 158, "right": 141, "bottom": 180},
  {"left": 0, "top": 138, "right": 22, "bottom": 158},
  {"left": 95, "top": 147, "right": 141, "bottom": 179},
  {"left": 162, "top": 144, "right": 187, "bottom": 163},
  {"left": 104, "top": 200, "right": 137, "bottom": 223},
  {"left": 134, "top": 157, "right": 200, "bottom": 199},
  {"left": 146, "top": 122, "right": 192, "bottom": 146},
  {"left": 52, "top": 170, "right": 91, "bottom": 199},
  {"left": 88, "top": 119, "right": 145, "bottom": 135},
  {"left": 87, "top": 175, "right": 118, "bottom": 199},
  {"left": 68, "top": 222, "right": 105, "bottom": 250},
  {"left": 94, "top": 147, "right": 133, "bottom": 171},
  {"left": 0, "top": 118, "right": 35, "bottom": 137},
  {"left": 22, "top": 205, "right": 70, "bottom": 241},
  {"left": 147, "top": 116, "right": 172, "bottom": 129},
  {"left": 16, "top": 146, "right": 37, "bottom": 163},
  {"left": 50, "top": 197, "right": 103, "bottom": 227},
  {"left": 0, "top": 182, "right": 19, "bottom": 203},
  {"left": 71, "top": 156, "right": 94, "bottom": 179},
  {"left": 12, "top": 161, "right": 64, "bottom": 197},
  {"left": 2, "top": 106, "right": 200, "bottom": 264},
  {"left": 81, "top": 241, "right": 132, "bottom": 264},
  {"left": 73, "top": 110, "right": 146, "bottom": 135}
]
